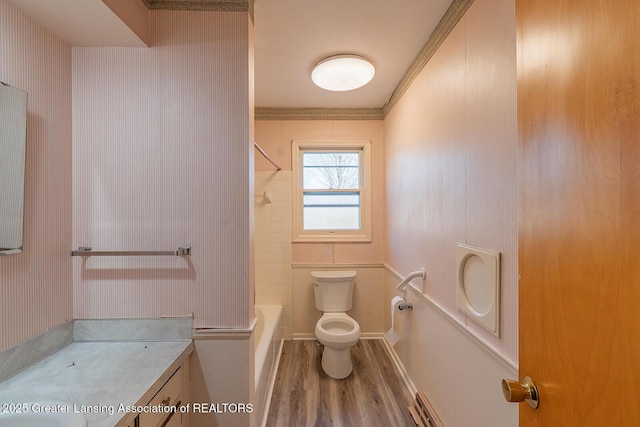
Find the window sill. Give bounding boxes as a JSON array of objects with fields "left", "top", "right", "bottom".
[{"left": 293, "top": 233, "right": 372, "bottom": 243}]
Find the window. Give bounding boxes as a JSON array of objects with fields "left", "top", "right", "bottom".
[{"left": 292, "top": 140, "right": 371, "bottom": 242}]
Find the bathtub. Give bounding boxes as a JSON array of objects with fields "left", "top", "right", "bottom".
[{"left": 254, "top": 305, "right": 283, "bottom": 427}]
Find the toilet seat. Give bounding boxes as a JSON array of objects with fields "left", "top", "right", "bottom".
[{"left": 315, "top": 313, "right": 361, "bottom": 345}]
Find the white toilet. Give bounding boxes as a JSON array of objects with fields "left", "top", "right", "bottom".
[{"left": 312, "top": 270, "right": 361, "bottom": 379}]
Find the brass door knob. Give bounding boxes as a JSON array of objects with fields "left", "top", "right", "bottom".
[{"left": 501, "top": 376, "right": 539, "bottom": 409}]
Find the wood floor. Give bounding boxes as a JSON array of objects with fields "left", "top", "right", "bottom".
[{"left": 266, "top": 339, "right": 415, "bottom": 427}]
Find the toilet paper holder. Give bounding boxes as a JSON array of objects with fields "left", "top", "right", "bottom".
[{"left": 397, "top": 300, "right": 413, "bottom": 311}]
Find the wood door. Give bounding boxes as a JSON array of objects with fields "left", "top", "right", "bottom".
[{"left": 517, "top": 0, "right": 640, "bottom": 425}]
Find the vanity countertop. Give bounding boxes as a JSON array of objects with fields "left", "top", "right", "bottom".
[{"left": 0, "top": 340, "right": 193, "bottom": 427}]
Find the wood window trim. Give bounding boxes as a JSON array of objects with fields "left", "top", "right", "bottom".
[{"left": 292, "top": 140, "right": 372, "bottom": 243}]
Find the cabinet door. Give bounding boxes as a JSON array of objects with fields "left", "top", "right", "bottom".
[
  {"left": 163, "top": 409, "right": 183, "bottom": 427},
  {"left": 139, "top": 367, "right": 183, "bottom": 427}
]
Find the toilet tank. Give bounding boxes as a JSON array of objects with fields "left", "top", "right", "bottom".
[{"left": 311, "top": 270, "right": 357, "bottom": 312}]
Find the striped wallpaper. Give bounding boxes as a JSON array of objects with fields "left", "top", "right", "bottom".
[
  {"left": 0, "top": 0, "right": 73, "bottom": 352},
  {"left": 72, "top": 10, "right": 253, "bottom": 328}
]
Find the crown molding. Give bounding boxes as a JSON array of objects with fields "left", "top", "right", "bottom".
[
  {"left": 141, "top": 0, "right": 251, "bottom": 12},
  {"left": 140, "top": 0, "right": 253, "bottom": 23},
  {"left": 255, "top": 107, "right": 384, "bottom": 121},
  {"left": 382, "top": 0, "right": 474, "bottom": 116}
]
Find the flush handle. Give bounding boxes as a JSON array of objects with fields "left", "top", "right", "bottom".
[{"left": 501, "top": 376, "right": 539, "bottom": 409}]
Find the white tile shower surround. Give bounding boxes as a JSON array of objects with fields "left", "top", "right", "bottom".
[{"left": 254, "top": 171, "right": 293, "bottom": 339}]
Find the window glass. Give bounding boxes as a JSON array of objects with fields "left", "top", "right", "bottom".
[
  {"left": 302, "top": 152, "right": 360, "bottom": 190},
  {"left": 303, "top": 192, "right": 360, "bottom": 230},
  {"left": 292, "top": 140, "right": 371, "bottom": 242}
]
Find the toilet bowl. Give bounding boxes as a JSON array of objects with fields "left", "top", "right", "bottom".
[
  {"left": 315, "top": 313, "right": 361, "bottom": 379},
  {"left": 311, "top": 270, "right": 361, "bottom": 379}
]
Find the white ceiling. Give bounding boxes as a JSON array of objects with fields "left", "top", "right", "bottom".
[
  {"left": 254, "top": 0, "right": 454, "bottom": 109},
  {"left": 7, "top": 0, "right": 455, "bottom": 110}
]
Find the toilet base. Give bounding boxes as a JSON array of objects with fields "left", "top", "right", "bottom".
[{"left": 321, "top": 346, "right": 353, "bottom": 379}]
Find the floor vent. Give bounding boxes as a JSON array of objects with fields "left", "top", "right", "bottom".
[{"left": 408, "top": 391, "right": 442, "bottom": 427}]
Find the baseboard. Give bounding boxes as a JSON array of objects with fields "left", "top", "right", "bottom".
[
  {"left": 380, "top": 336, "right": 418, "bottom": 397},
  {"left": 292, "top": 332, "right": 383, "bottom": 340},
  {"left": 381, "top": 337, "right": 448, "bottom": 427}
]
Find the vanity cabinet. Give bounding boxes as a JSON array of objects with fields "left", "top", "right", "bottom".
[{"left": 137, "top": 359, "right": 190, "bottom": 427}]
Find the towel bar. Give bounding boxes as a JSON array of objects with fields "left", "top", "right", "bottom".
[{"left": 71, "top": 246, "right": 191, "bottom": 257}]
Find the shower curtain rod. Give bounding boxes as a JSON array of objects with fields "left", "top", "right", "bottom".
[{"left": 254, "top": 141, "right": 282, "bottom": 171}]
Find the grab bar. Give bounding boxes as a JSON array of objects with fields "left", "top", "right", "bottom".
[
  {"left": 71, "top": 246, "right": 191, "bottom": 257},
  {"left": 254, "top": 142, "right": 282, "bottom": 171},
  {"left": 396, "top": 268, "right": 426, "bottom": 296}
]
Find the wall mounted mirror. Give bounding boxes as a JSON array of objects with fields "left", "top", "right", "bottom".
[{"left": 0, "top": 82, "right": 28, "bottom": 255}]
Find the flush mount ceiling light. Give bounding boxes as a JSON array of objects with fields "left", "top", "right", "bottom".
[{"left": 311, "top": 54, "right": 375, "bottom": 92}]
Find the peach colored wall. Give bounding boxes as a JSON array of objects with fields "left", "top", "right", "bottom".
[
  {"left": 72, "top": 10, "right": 254, "bottom": 329},
  {"left": 385, "top": 0, "right": 517, "bottom": 363},
  {"left": 0, "top": 0, "right": 73, "bottom": 351},
  {"left": 255, "top": 120, "right": 385, "bottom": 264},
  {"left": 292, "top": 266, "right": 385, "bottom": 337},
  {"left": 384, "top": 0, "right": 518, "bottom": 425},
  {"left": 255, "top": 120, "right": 385, "bottom": 337}
]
